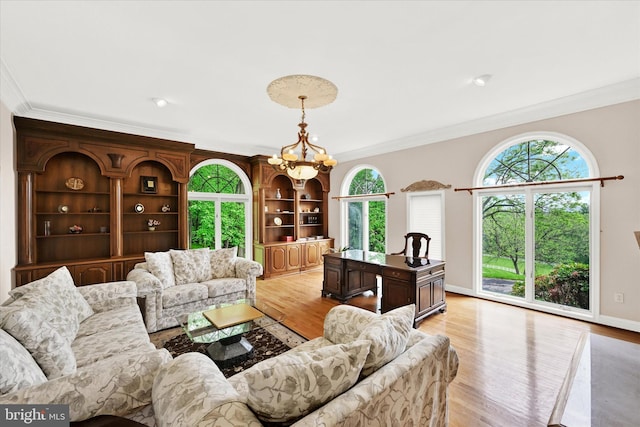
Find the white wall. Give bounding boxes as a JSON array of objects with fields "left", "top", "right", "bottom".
[
  {"left": 328, "top": 100, "right": 640, "bottom": 328},
  {"left": 0, "top": 100, "right": 16, "bottom": 301}
]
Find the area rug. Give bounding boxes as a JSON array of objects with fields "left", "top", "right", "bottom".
[
  {"left": 548, "top": 332, "right": 640, "bottom": 426},
  {"left": 163, "top": 322, "right": 307, "bottom": 378}
]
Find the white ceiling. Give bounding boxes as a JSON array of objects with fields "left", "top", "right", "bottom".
[{"left": 1, "top": 1, "right": 639, "bottom": 162}]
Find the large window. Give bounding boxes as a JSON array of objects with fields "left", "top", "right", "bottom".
[
  {"left": 341, "top": 167, "right": 387, "bottom": 252},
  {"left": 475, "top": 133, "right": 598, "bottom": 318},
  {"left": 188, "top": 160, "right": 252, "bottom": 257}
]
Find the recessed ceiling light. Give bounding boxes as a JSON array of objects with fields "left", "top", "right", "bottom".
[
  {"left": 472, "top": 74, "right": 492, "bottom": 87},
  {"left": 152, "top": 98, "right": 168, "bottom": 107}
]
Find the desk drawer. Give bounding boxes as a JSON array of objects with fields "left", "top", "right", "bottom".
[
  {"left": 346, "top": 260, "right": 380, "bottom": 274},
  {"left": 382, "top": 268, "right": 412, "bottom": 281},
  {"left": 324, "top": 256, "right": 343, "bottom": 267}
]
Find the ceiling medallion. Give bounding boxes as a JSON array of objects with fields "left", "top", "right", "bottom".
[{"left": 266, "top": 75, "right": 338, "bottom": 180}]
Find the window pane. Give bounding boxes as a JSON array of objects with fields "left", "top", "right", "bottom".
[
  {"left": 534, "top": 191, "right": 590, "bottom": 309},
  {"left": 348, "top": 168, "right": 385, "bottom": 195},
  {"left": 348, "top": 201, "right": 363, "bottom": 250},
  {"left": 189, "top": 200, "right": 215, "bottom": 248},
  {"left": 369, "top": 200, "right": 385, "bottom": 252},
  {"left": 222, "top": 201, "right": 246, "bottom": 257},
  {"left": 189, "top": 164, "right": 244, "bottom": 193},
  {"left": 483, "top": 140, "right": 588, "bottom": 186},
  {"left": 481, "top": 194, "right": 526, "bottom": 297}
]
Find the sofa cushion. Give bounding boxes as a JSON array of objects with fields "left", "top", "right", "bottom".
[
  {"left": 210, "top": 247, "right": 237, "bottom": 279},
  {"left": 358, "top": 304, "right": 415, "bottom": 377},
  {"left": 72, "top": 326, "right": 155, "bottom": 368},
  {"left": 8, "top": 266, "right": 94, "bottom": 343},
  {"left": 0, "top": 329, "right": 47, "bottom": 394},
  {"left": 145, "top": 251, "right": 176, "bottom": 289},
  {"left": 170, "top": 248, "right": 211, "bottom": 285},
  {"left": 358, "top": 304, "right": 415, "bottom": 376},
  {"left": 229, "top": 340, "right": 371, "bottom": 423},
  {"left": 161, "top": 283, "right": 209, "bottom": 309},
  {"left": 0, "top": 305, "right": 76, "bottom": 379},
  {"left": 202, "top": 277, "right": 246, "bottom": 298}
]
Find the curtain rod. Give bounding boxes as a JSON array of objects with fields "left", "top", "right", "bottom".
[
  {"left": 332, "top": 192, "right": 395, "bottom": 200},
  {"left": 454, "top": 175, "right": 624, "bottom": 194}
]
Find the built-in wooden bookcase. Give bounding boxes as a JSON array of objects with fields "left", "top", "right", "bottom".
[
  {"left": 123, "top": 161, "right": 179, "bottom": 255},
  {"left": 251, "top": 157, "right": 334, "bottom": 278},
  {"left": 14, "top": 117, "right": 193, "bottom": 286},
  {"left": 34, "top": 152, "right": 111, "bottom": 263}
]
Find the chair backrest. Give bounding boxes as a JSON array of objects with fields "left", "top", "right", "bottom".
[{"left": 391, "top": 232, "right": 431, "bottom": 259}]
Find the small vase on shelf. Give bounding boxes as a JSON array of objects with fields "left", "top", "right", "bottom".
[
  {"left": 275, "top": 188, "right": 282, "bottom": 199},
  {"left": 148, "top": 227, "right": 156, "bottom": 231}
]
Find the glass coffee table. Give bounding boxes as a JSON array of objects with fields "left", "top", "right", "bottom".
[{"left": 176, "top": 299, "right": 285, "bottom": 364}]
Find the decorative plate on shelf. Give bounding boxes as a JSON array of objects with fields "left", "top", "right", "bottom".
[
  {"left": 134, "top": 203, "right": 145, "bottom": 213},
  {"left": 65, "top": 177, "right": 84, "bottom": 190},
  {"left": 274, "top": 217, "right": 282, "bottom": 226}
]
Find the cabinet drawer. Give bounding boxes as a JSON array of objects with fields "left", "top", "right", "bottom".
[
  {"left": 346, "top": 260, "right": 380, "bottom": 274},
  {"left": 324, "top": 256, "right": 343, "bottom": 267},
  {"left": 382, "top": 268, "right": 412, "bottom": 281}
]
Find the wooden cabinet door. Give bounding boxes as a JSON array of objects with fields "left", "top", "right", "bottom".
[
  {"left": 432, "top": 276, "right": 445, "bottom": 305},
  {"left": 303, "top": 241, "right": 321, "bottom": 268},
  {"left": 418, "top": 282, "right": 433, "bottom": 314},
  {"left": 286, "top": 244, "right": 302, "bottom": 271},
  {"left": 74, "top": 262, "right": 113, "bottom": 285},
  {"left": 382, "top": 276, "right": 412, "bottom": 313},
  {"left": 322, "top": 258, "right": 342, "bottom": 296},
  {"left": 269, "top": 246, "right": 288, "bottom": 274}
]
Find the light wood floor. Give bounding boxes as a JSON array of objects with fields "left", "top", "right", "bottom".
[{"left": 257, "top": 270, "right": 640, "bottom": 427}]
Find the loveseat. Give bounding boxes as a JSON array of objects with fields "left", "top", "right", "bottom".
[
  {"left": 0, "top": 266, "right": 172, "bottom": 423},
  {"left": 127, "top": 247, "right": 264, "bottom": 333},
  {"left": 151, "top": 304, "right": 459, "bottom": 427}
]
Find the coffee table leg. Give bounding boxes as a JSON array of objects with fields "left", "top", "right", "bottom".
[{"left": 207, "top": 337, "right": 254, "bottom": 363}]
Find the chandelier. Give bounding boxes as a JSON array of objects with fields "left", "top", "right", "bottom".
[{"left": 267, "top": 75, "right": 338, "bottom": 180}]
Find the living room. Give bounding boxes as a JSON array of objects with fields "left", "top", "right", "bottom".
[{"left": 1, "top": 1, "right": 639, "bottom": 426}]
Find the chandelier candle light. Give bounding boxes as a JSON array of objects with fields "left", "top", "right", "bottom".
[{"left": 267, "top": 75, "right": 338, "bottom": 180}]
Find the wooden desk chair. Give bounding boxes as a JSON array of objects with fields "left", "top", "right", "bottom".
[{"left": 391, "top": 232, "right": 431, "bottom": 259}]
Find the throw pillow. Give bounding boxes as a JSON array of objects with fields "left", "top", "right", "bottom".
[
  {"left": 0, "top": 329, "right": 47, "bottom": 394},
  {"left": 145, "top": 251, "right": 176, "bottom": 288},
  {"left": 357, "top": 304, "right": 415, "bottom": 377},
  {"left": 8, "top": 266, "right": 93, "bottom": 343},
  {"left": 0, "top": 305, "right": 76, "bottom": 379},
  {"left": 169, "top": 248, "right": 211, "bottom": 285},
  {"left": 229, "top": 340, "right": 370, "bottom": 423},
  {"left": 209, "top": 247, "right": 238, "bottom": 279}
]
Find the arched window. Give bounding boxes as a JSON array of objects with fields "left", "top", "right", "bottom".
[
  {"left": 340, "top": 166, "right": 387, "bottom": 252},
  {"left": 188, "top": 160, "right": 252, "bottom": 258},
  {"left": 474, "top": 132, "right": 599, "bottom": 319}
]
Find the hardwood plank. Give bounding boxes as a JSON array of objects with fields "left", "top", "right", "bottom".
[{"left": 255, "top": 271, "right": 640, "bottom": 427}]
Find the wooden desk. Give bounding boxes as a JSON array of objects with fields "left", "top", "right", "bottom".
[{"left": 322, "top": 250, "right": 446, "bottom": 325}]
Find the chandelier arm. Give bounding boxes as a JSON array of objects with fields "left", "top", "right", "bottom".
[{"left": 304, "top": 139, "right": 328, "bottom": 154}]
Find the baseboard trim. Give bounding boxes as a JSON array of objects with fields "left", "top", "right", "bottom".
[{"left": 445, "top": 283, "right": 640, "bottom": 333}]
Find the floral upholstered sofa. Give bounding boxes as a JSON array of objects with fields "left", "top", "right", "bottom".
[
  {"left": 127, "top": 247, "right": 263, "bottom": 333},
  {"left": 151, "top": 304, "right": 459, "bottom": 427},
  {"left": 0, "top": 266, "right": 172, "bottom": 423}
]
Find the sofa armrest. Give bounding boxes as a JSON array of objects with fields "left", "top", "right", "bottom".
[
  {"left": 234, "top": 258, "right": 262, "bottom": 300},
  {"left": 0, "top": 349, "right": 172, "bottom": 422},
  {"left": 77, "top": 280, "right": 137, "bottom": 313},
  {"left": 126, "top": 268, "right": 163, "bottom": 297},
  {"left": 126, "top": 268, "right": 164, "bottom": 333},
  {"left": 322, "top": 305, "right": 378, "bottom": 344},
  {"left": 153, "top": 353, "right": 262, "bottom": 427}
]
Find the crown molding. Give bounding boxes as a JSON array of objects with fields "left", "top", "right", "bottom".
[
  {"left": 338, "top": 78, "right": 640, "bottom": 162},
  {"left": 0, "top": 59, "right": 30, "bottom": 115},
  {"left": 3, "top": 55, "right": 638, "bottom": 162}
]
